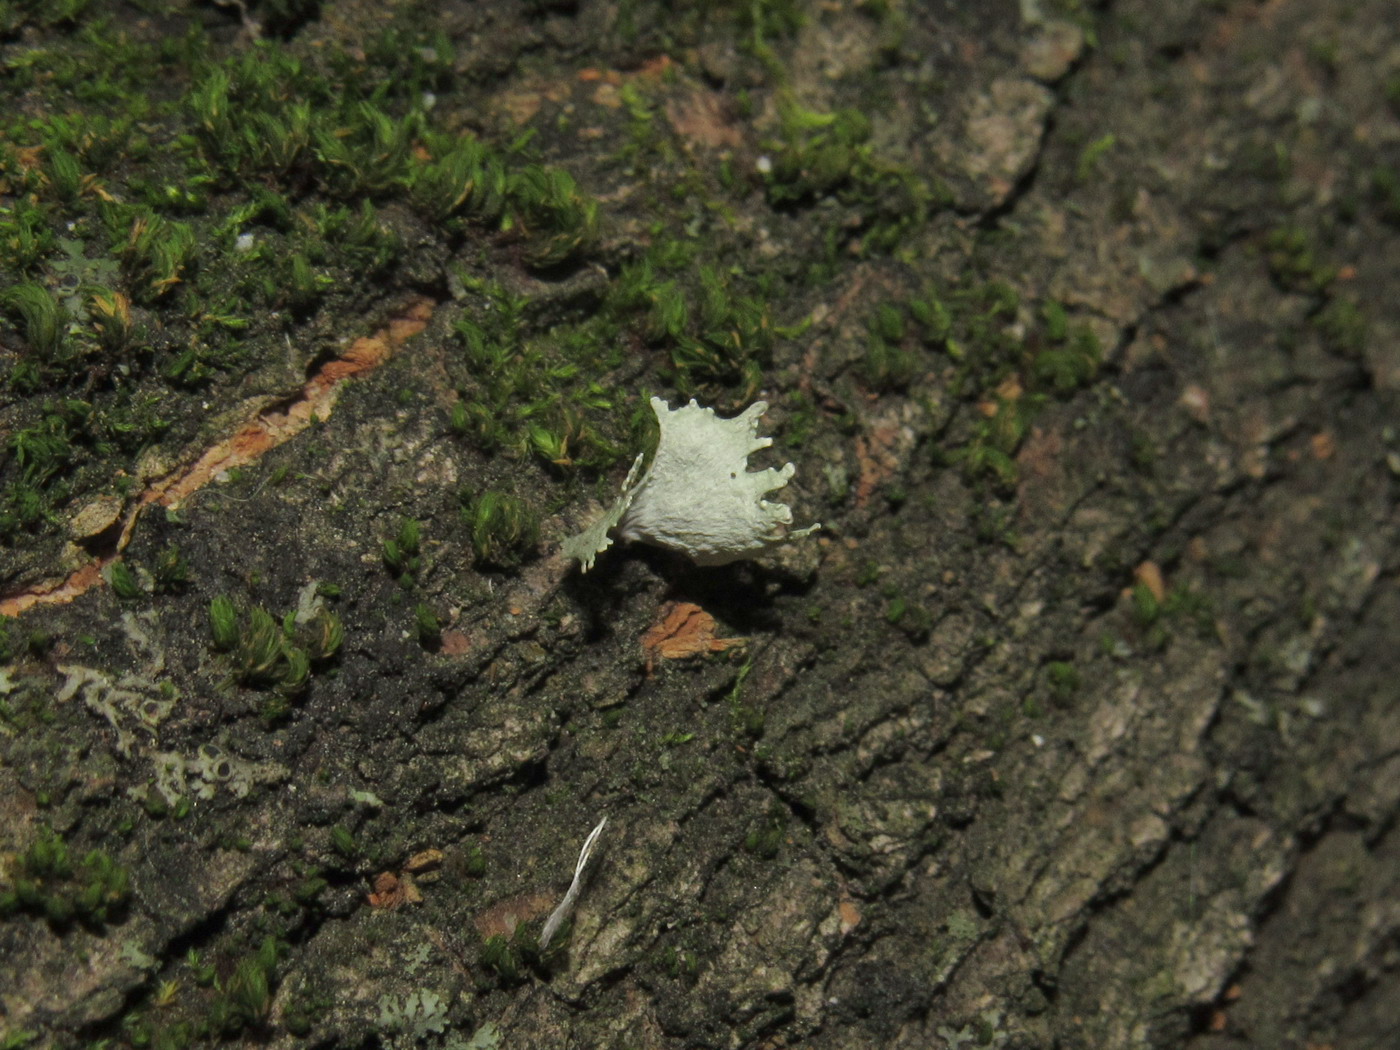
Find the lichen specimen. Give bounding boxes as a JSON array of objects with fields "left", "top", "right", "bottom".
[{"left": 563, "top": 397, "right": 819, "bottom": 570}]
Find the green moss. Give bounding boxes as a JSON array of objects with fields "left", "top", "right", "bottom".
[
  {"left": 207, "top": 937, "right": 282, "bottom": 1036},
  {"left": 611, "top": 250, "right": 801, "bottom": 397},
  {"left": 1030, "top": 310, "right": 1100, "bottom": 394},
  {"left": 115, "top": 208, "right": 197, "bottom": 304},
  {"left": 3, "top": 281, "right": 67, "bottom": 361},
  {"left": 0, "top": 13, "right": 614, "bottom": 557},
  {"left": 328, "top": 825, "right": 358, "bottom": 859},
  {"left": 307, "top": 609, "right": 343, "bottom": 663},
  {"left": 208, "top": 595, "right": 239, "bottom": 651},
  {"left": 449, "top": 276, "right": 627, "bottom": 466},
  {"left": 281, "top": 988, "right": 330, "bottom": 1038},
  {"left": 87, "top": 287, "right": 134, "bottom": 353},
  {"left": 1045, "top": 661, "right": 1081, "bottom": 705},
  {"left": 508, "top": 165, "right": 599, "bottom": 269},
  {"left": 760, "top": 96, "right": 938, "bottom": 258},
  {"left": 410, "top": 132, "right": 508, "bottom": 223},
  {"left": 382, "top": 517, "right": 423, "bottom": 578},
  {"left": 970, "top": 499, "right": 1018, "bottom": 548},
  {"left": 0, "top": 826, "right": 130, "bottom": 929},
  {"left": 0, "top": 197, "right": 56, "bottom": 275},
  {"left": 292, "top": 875, "right": 327, "bottom": 905},
  {"left": 480, "top": 931, "right": 534, "bottom": 983},
  {"left": 660, "top": 944, "right": 701, "bottom": 982},
  {"left": 764, "top": 100, "right": 868, "bottom": 204},
  {"left": 206, "top": 598, "right": 338, "bottom": 704},
  {"left": 1131, "top": 582, "right": 1161, "bottom": 627},
  {"left": 892, "top": 284, "right": 1101, "bottom": 489},
  {"left": 863, "top": 301, "right": 917, "bottom": 390},
  {"left": 956, "top": 401, "right": 1028, "bottom": 490},
  {"left": 884, "top": 591, "right": 933, "bottom": 642},
  {"left": 238, "top": 607, "right": 295, "bottom": 688},
  {"left": 1161, "top": 586, "right": 1215, "bottom": 640},
  {"left": 413, "top": 603, "right": 442, "bottom": 648},
  {"left": 106, "top": 559, "right": 143, "bottom": 601},
  {"left": 743, "top": 808, "right": 786, "bottom": 858},
  {"left": 4, "top": 624, "right": 50, "bottom": 664},
  {"left": 463, "top": 843, "right": 487, "bottom": 877},
  {"left": 7, "top": 410, "right": 76, "bottom": 485},
  {"left": 1265, "top": 225, "right": 1336, "bottom": 292},
  {"left": 463, "top": 490, "right": 540, "bottom": 569},
  {"left": 1312, "top": 295, "right": 1367, "bottom": 357},
  {"left": 152, "top": 544, "right": 190, "bottom": 592},
  {"left": 184, "top": 39, "right": 593, "bottom": 274},
  {"left": 1075, "top": 132, "right": 1116, "bottom": 183},
  {"left": 727, "top": 658, "right": 765, "bottom": 740}
]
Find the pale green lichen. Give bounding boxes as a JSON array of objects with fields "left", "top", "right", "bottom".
[
  {"left": 56, "top": 664, "right": 175, "bottom": 756},
  {"left": 564, "top": 397, "right": 819, "bottom": 571}
]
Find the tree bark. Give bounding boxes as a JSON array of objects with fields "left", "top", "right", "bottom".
[{"left": 1, "top": 1, "right": 1397, "bottom": 1048}]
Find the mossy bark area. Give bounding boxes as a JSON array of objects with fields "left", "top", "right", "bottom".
[{"left": 2, "top": 1, "right": 1399, "bottom": 1047}]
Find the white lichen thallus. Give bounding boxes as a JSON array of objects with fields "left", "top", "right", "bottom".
[{"left": 563, "top": 397, "right": 820, "bottom": 570}]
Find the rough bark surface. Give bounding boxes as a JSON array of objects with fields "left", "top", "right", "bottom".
[{"left": 2, "top": 1, "right": 1398, "bottom": 1048}]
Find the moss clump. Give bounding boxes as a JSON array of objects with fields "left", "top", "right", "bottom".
[
  {"left": 743, "top": 809, "right": 786, "bottom": 858},
  {"left": 1312, "top": 295, "right": 1367, "bottom": 357},
  {"left": 853, "top": 284, "right": 1101, "bottom": 491},
  {"left": 152, "top": 544, "right": 191, "bottom": 592},
  {"left": 1045, "top": 661, "right": 1081, "bottom": 705},
  {"left": 413, "top": 603, "right": 442, "bottom": 649},
  {"left": 1264, "top": 225, "right": 1336, "bottom": 293},
  {"left": 207, "top": 937, "right": 282, "bottom": 1036},
  {"left": 381, "top": 518, "right": 422, "bottom": 579},
  {"left": 479, "top": 927, "right": 540, "bottom": 985},
  {"left": 760, "top": 98, "right": 936, "bottom": 256},
  {"left": 206, "top": 597, "right": 341, "bottom": 707},
  {"left": 462, "top": 491, "right": 540, "bottom": 570},
  {"left": 448, "top": 277, "right": 626, "bottom": 469},
  {"left": 105, "top": 559, "right": 144, "bottom": 600},
  {"left": 328, "top": 825, "right": 358, "bottom": 860},
  {"left": 0, "top": 13, "right": 603, "bottom": 566},
  {"left": 1029, "top": 300, "right": 1101, "bottom": 394},
  {"left": 0, "top": 826, "right": 130, "bottom": 929},
  {"left": 613, "top": 254, "right": 790, "bottom": 396}
]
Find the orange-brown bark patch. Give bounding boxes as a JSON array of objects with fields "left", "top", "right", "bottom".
[
  {"left": 641, "top": 601, "right": 746, "bottom": 673},
  {"left": 473, "top": 891, "right": 556, "bottom": 940}
]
